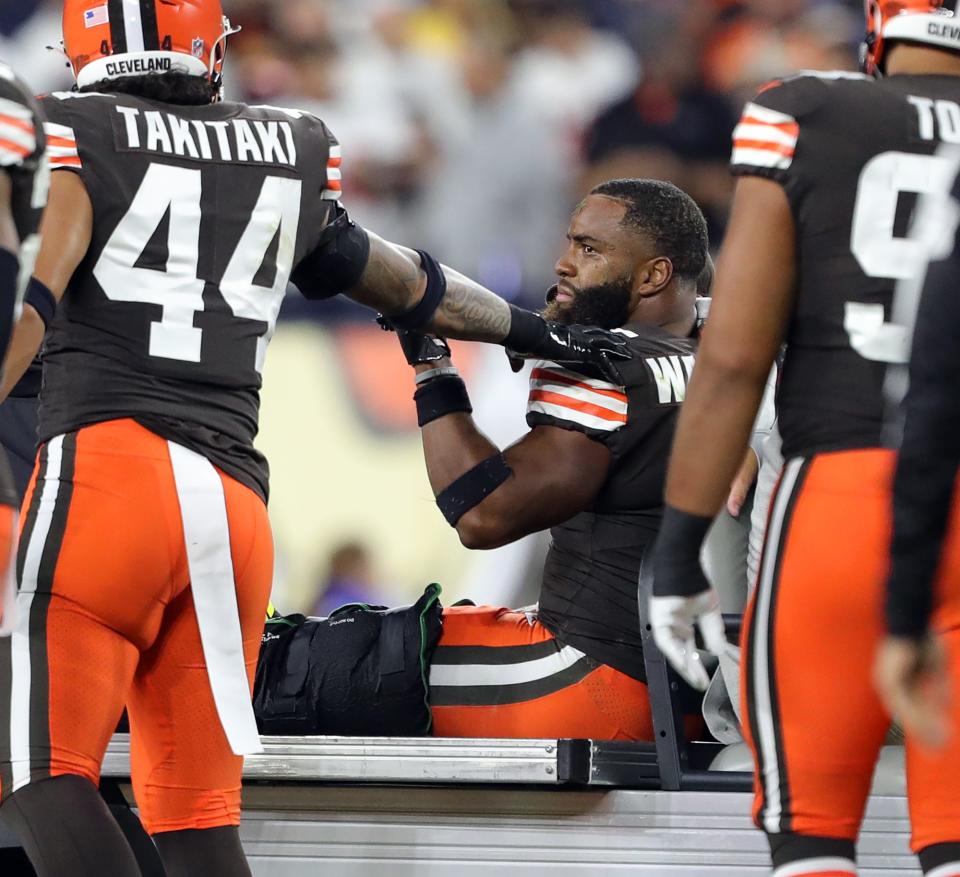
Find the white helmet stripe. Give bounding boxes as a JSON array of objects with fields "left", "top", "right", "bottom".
[{"left": 121, "top": 0, "right": 145, "bottom": 53}]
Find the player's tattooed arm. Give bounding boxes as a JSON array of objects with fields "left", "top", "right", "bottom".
[
  {"left": 429, "top": 263, "right": 513, "bottom": 342},
  {"left": 347, "top": 232, "right": 511, "bottom": 343}
]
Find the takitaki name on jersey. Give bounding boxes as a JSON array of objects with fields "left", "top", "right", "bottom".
[{"left": 113, "top": 104, "right": 298, "bottom": 167}]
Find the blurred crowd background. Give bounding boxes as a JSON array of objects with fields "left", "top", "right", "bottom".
[{"left": 2, "top": 0, "right": 864, "bottom": 612}]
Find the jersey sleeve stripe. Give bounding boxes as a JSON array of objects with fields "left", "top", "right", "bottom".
[
  {"left": 530, "top": 367, "right": 627, "bottom": 404},
  {"left": 732, "top": 139, "right": 795, "bottom": 158},
  {"left": 738, "top": 116, "right": 798, "bottom": 134},
  {"left": 528, "top": 389, "right": 627, "bottom": 423},
  {"left": 0, "top": 137, "right": 31, "bottom": 159},
  {"left": 732, "top": 122, "right": 798, "bottom": 149},
  {"left": 48, "top": 155, "right": 82, "bottom": 169},
  {"left": 731, "top": 101, "right": 799, "bottom": 171},
  {"left": 0, "top": 97, "right": 33, "bottom": 123},
  {"left": 46, "top": 136, "right": 77, "bottom": 150},
  {"left": 0, "top": 114, "right": 34, "bottom": 136},
  {"left": 532, "top": 365, "right": 624, "bottom": 392},
  {"left": 530, "top": 382, "right": 628, "bottom": 417},
  {"left": 0, "top": 145, "right": 30, "bottom": 166},
  {"left": 739, "top": 102, "right": 798, "bottom": 127},
  {"left": 43, "top": 122, "right": 81, "bottom": 170},
  {"left": 43, "top": 122, "right": 76, "bottom": 141},
  {"left": 731, "top": 146, "right": 793, "bottom": 170},
  {"left": 527, "top": 399, "right": 623, "bottom": 432}
]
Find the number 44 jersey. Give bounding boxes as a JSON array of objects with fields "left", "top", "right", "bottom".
[
  {"left": 731, "top": 71, "right": 960, "bottom": 460},
  {"left": 37, "top": 91, "right": 345, "bottom": 501}
]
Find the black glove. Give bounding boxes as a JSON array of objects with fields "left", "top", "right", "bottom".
[
  {"left": 378, "top": 315, "right": 451, "bottom": 366},
  {"left": 508, "top": 322, "right": 631, "bottom": 384}
]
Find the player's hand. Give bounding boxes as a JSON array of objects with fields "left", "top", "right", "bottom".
[
  {"left": 874, "top": 634, "right": 950, "bottom": 749},
  {"left": 649, "top": 586, "right": 727, "bottom": 691},
  {"left": 378, "top": 316, "right": 451, "bottom": 366},
  {"left": 508, "top": 323, "right": 631, "bottom": 385},
  {"left": 650, "top": 505, "right": 727, "bottom": 690},
  {"left": 727, "top": 449, "right": 759, "bottom": 518}
]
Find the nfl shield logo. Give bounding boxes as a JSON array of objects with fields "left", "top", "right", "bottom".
[{"left": 191, "top": 38, "right": 205, "bottom": 59}]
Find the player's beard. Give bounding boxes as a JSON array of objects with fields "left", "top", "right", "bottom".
[{"left": 542, "top": 277, "right": 633, "bottom": 329}]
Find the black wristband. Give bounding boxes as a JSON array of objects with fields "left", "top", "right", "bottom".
[
  {"left": 503, "top": 305, "right": 547, "bottom": 353},
  {"left": 652, "top": 504, "right": 714, "bottom": 598},
  {"left": 391, "top": 250, "right": 447, "bottom": 331},
  {"left": 414, "top": 375, "right": 472, "bottom": 427},
  {"left": 24, "top": 276, "right": 56, "bottom": 329},
  {"left": 437, "top": 454, "right": 512, "bottom": 526},
  {"left": 885, "top": 566, "right": 934, "bottom": 639},
  {"left": 0, "top": 247, "right": 19, "bottom": 357}
]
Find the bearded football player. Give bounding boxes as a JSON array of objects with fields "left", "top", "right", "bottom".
[
  {"left": 651, "top": 2, "right": 960, "bottom": 876},
  {"left": 392, "top": 179, "right": 708, "bottom": 740},
  {"left": 0, "top": 2, "right": 632, "bottom": 875}
]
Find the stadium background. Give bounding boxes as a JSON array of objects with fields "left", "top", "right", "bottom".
[{"left": 2, "top": 0, "right": 861, "bottom": 614}]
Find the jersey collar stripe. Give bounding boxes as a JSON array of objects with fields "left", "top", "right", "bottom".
[
  {"left": 121, "top": 0, "right": 145, "bottom": 53},
  {"left": 926, "top": 864, "right": 960, "bottom": 877},
  {"left": 138, "top": 0, "right": 160, "bottom": 51},
  {"left": 107, "top": 0, "right": 128, "bottom": 54}
]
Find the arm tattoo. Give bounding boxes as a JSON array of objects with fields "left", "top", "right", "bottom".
[
  {"left": 429, "top": 270, "right": 512, "bottom": 343},
  {"left": 348, "top": 234, "right": 513, "bottom": 343},
  {"left": 348, "top": 236, "right": 422, "bottom": 315}
]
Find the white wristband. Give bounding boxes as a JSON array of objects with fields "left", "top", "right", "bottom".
[{"left": 415, "top": 366, "right": 460, "bottom": 385}]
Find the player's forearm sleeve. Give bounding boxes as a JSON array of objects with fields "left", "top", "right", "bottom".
[{"left": 886, "top": 237, "right": 960, "bottom": 637}]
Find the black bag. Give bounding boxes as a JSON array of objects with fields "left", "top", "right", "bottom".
[{"left": 253, "top": 583, "right": 443, "bottom": 736}]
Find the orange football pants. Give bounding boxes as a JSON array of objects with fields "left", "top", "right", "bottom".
[
  {"left": 0, "top": 419, "right": 273, "bottom": 834},
  {"left": 430, "top": 605, "right": 655, "bottom": 741},
  {"left": 742, "top": 449, "right": 960, "bottom": 852}
]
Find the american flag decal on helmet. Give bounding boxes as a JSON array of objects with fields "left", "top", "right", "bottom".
[
  {"left": 83, "top": 4, "right": 109, "bottom": 27},
  {"left": 731, "top": 102, "right": 800, "bottom": 171}
]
